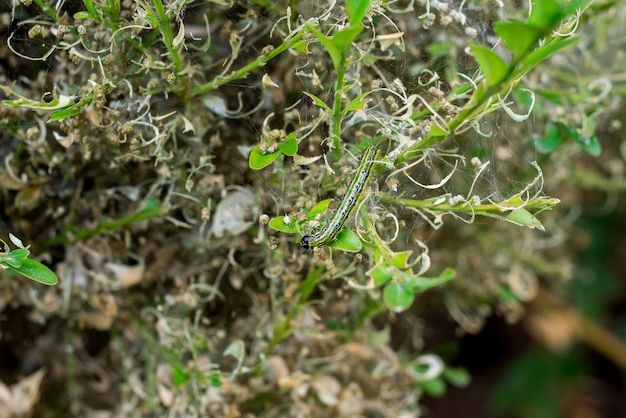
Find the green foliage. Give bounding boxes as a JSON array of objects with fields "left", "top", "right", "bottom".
[
  {"left": 263, "top": 0, "right": 589, "bottom": 315},
  {"left": 0, "top": 0, "right": 618, "bottom": 416},
  {"left": 535, "top": 121, "right": 602, "bottom": 156},
  {"left": 249, "top": 133, "right": 298, "bottom": 170},
  {"left": 0, "top": 235, "right": 58, "bottom": 285},
  {"left": 345, "top": 0, "right": 371, "bottom": 26}
]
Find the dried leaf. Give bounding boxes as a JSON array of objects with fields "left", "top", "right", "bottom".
[
  {"left": 10, "top": 368, "right": 46, "bottom": 416},
  {"left": 262, "top": 73, "right": 279, "bottom": 88},
  {"left": 104, "top": 260, "right": 145, "bottom": 288},
  {"left": 0, "top": 381, "right": 12, "bottom": 418},
  {"left": 311, "top": 374, "right": 340, "bottom": 406}
]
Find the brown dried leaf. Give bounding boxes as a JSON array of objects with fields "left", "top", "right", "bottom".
[
  {"left": 311, "top": 374, "right": 340, "bottom": 406},
  {"left": 14, "top": 185, "right": 43, "bottom": 211},
  {"left": 0, "top": 380, "right": 12, "bottom": 418},
  {"left": 104, "top": 260, "right": 145, "bottom": 288},
  {"left": 10, "top": 368, "right": 46, "bottom": 416}
]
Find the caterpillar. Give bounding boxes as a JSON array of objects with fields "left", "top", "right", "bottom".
[{"left": 301, "top": 145, "right": 378, "bottom": 249}]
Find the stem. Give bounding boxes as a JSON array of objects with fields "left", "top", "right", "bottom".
[
  {"left": 38, "top": 200, "right": 167, "bottom": 248},
  {"left": 378, "top": 195, "right": 558, "bottom": 214},
  {"left": 266, "top": 266, "right": 323, "bottom": 353},
  {"left": 191, "top": 30, "right": 307, "bottom": 96},
  {"left": 331, "top": 63, "right": 346, "bottom": 161},
  {"left": 151, "top": 0, "right": 183, "bottom": 75}
]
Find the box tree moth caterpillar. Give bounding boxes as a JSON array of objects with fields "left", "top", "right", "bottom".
[{"left": 301, "top": 145, "right": 378, "bottom": 249}]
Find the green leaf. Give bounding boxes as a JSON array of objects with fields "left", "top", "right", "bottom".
[
  {"left": 5, "top": 258, "right": 59, "bottom": 285},
  {"left": 268, "top": 216, "right": 299, "bottom": 234},
  {"left": 391, "top": 251, "right": 412, "bottom": 269},
  {"left": 308, "top": 199, "right": 333, "bottom": 219},
  {"left": 84, "top": 0, "right": 98, "bottom": 14},
  {"left": 73, "top": 11, "right": 94, "bottom": 19},
  {"left": 427, "top": 40, "right": 455, "bottom": 58},
  {"left": 368, "top": 263, "right": 393, "bottom": 287},
  {"left": 345, "top": 0, "right": 370, "bottom": 26},
  {"left": 49, "top": 107, "right": 81, "bottom": 122},
  {"left": 420, "top": 377, "right": 446, "bottom": 397},
  {"left": 495, "top": 21, "right": 540, "bottom": 61},
  {"left": 208, "top": 372, "right": 222, "bottom": 387},
  {"left": 470, "top": 44, "right": 509, "bottom": 87},
  {"left": 426, "top": 123, "right": 448, "bottom": 139},
  {"left": 2, "top": 248, "right": 30, "bottom": 268},
  {"left": 278, "top": 133, "right": 298, "bottom": 156},
  {"left": 534, "top": 122, "right": 563, "bottom": 154},
  {"left": 248, "top": 145, "right": 279, "bottom": 170},
  {"left": 528, "top": 0, "right": 562, "bottom": 29},
  {"left": 574, "top": 135, "right": 601, "bottom": 156},
  {"left": 563, "top": 0, "right": 593, "bottom": 15},
  {"left": 303, "top": 91, "right": 332, "bottom": 113},
  {"left": 343, "top": 92, "right": 370, "bottom": 113},
  {"left": 329, "top": 227, "right": 362, "bottom": 252},
  {"left": 171, "top": 363, "right": 190, "bottom": 387},
  {"left": 331, "top": 26, "right": 363, "bottom": 55},
  {"left": 443, "top": 367, "right": 471, "bottom": 388},
  {"left": 565, "top": 119, "right": 601, "bottom": 156},
  {"left": 504, "top": 208, "right": 545, "bottom": 231},
  {"left": 306, "top": 24, "right": 342, "bottom": 71},
  {"left": 522, "top": 36, "right": 580, "bottom": 71},
  {"left": 383, "top": 282, "right": 415, "bottom": 312},
  {"left": 405, "top": 268, "right": 456, "bottom": 293}
]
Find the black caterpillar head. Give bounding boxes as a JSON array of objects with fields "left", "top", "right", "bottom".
[{"left": 301, "top": 235, "right": 314, "bottom": 249}]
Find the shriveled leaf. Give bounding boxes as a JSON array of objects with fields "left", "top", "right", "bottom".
[
  {"left": 312, "top": 374, "right": 340, "bottom": 406},
  {"left": 10, "top": 368, "right": 46, "bottom": 416},
  {"left": 105, "top": 260, "right": 145, "bottom": 288},
  {"left": 223, "top": 339, "right": 245, "bottom": 378},
  {"left": 14, "top": 185, "right": 42, "bottom": 211},
  {"left": 262, "top": 73, "right": 279, "bottom": 88},
  {"left": 8, "top": 234, "right": 26, "bottom": 249}
]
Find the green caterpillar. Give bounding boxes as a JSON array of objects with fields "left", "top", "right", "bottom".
[{"left": 301, "top": 146, "right": 378, "bottom": 249}]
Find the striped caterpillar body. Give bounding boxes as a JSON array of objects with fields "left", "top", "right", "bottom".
[{"left": 301, "top": 146, "right": 377, "bottom": 249}]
